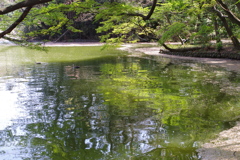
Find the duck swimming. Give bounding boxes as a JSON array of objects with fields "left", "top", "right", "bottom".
[{"left": 73, "top": 64, "right": 80, "bottom": 68}]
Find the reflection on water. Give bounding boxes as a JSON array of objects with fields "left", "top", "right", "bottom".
[{"left": 0, "top": 48, "right": 240, "bottom": 159}]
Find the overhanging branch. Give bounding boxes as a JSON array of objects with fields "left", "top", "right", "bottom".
[
  {"left": 122, "top": 0, "right": 157, "bottom": 20},
  {"left": 0, "top": 0, "right": 52, "bottom": 15},
  {"left": 144, "top": 0, "right": 157, "bottom": 20},
  {"left": 0, "top": 6, "right": 33, "bottom": 38}
]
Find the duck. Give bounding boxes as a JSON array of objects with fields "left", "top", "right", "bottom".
[{"left": 73, "top": 64, "right": 80, "bottom": 68}]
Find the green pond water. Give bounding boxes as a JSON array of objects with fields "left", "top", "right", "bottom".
[{"left": 0, "top": 45, "right": 240, "bottom": 159}]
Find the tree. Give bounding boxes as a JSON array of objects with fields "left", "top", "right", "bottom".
[
  {"left": 0, "top": 0, "right": 53, "bottom": 40},
  {"left": 216, "top": 0, "right": 240, "bottom": 26},
  {"left": 213, "top": 0, "right": 240, "bottom": 49},
  {"left": 213, "top": 5, "right": 240, "bottom": 49},
  {"left": 0, "top": 0, "right": 100, "bottom": 42},
  {"left": 96, "top": 0, "right": 240, "bottom": 51},
  {"left": 0, "top": 0, "right": 239, "bottom": 52}
]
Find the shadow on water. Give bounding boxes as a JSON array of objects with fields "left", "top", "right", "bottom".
[{"left": 0, "top": 46, "right": 240, "bottom": 159}]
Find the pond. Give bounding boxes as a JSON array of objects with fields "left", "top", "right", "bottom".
[{"left": 0, "top": 45, "right": 240, "bottom": 159}]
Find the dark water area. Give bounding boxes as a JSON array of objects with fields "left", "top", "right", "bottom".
[{"left": 0, "top": 46, "right": 240, "bottom": 159}]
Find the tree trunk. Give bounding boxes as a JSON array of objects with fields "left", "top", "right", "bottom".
[
  {"left": 216, "top": 0, "right": 240, "bottom": 26},
  {"left": 213, "top": 6, "right": 240, "bottom": 50},
  {"left": 144, "top": 0, "right": 157, "bottom": 20},
  {"left": 162, "top": 43, "right": 202, "bottom": 52}
]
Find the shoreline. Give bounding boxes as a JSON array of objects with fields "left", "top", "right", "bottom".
[
  {"left": 2, "top": 41, "right": 240, "bottom": 73},
  {"left": 121, "top": 43, "right": 240, "bottom": 73}
]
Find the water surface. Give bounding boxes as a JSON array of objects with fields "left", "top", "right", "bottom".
[{"left": 0, "top": 46, "right": 240, "bottom": 159}]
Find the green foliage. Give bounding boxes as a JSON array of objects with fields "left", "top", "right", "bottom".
[
  {"left": 159, "top": 22, "right": 186, "bottom": 44},
  {"left": 1, "top": 0, "right": 98, "bottom": 40},
  {"left": 24, "top": 2, "right": 75, "bottom": 38},
  {"left": 95, "top": 2, "right": 150, "bottom": 44},
  {"left": 191, "top": 24, "right": 214, "bottom": 45},
  {"left": 216, "top": 41, "right": 223, "bottom": 51},
  {"left": 1, "top": 0, "right": 239, "bottom": 49}
]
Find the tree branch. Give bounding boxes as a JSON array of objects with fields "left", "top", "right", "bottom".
[
  {"left": 161, "top": 43, "right": 202, "bottom": 52},
  {"left": 122, "top": 0, "right": 157, "bottom": 20},
  {"left": 2, "top": 36, "right": 25, "bottom": 43},
  {"left": 213, "top": 5, "right": 240, "bottom": 49},
  {"left": 144, "top": 0, "right": 157, "bottom": 20},
  {"left": 0, "top": 6, "right": 33, "bottom": 38},
  {"left": 0, "top": 0, "right": 52, "bottom": 15},
  {"left": 124, "top": 13, "right": 146, "bottom": 19},
  {"left": 216, "top": 0, "right": 240, "bottom": 26}
]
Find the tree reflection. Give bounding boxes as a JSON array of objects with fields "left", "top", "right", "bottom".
[{"left": 1, "top": 56, "right": 240, "bottom": 159}]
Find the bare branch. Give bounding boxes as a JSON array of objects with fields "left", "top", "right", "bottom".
[{"left": 213, "top": 5, "right": 228, "bottom": 18}]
